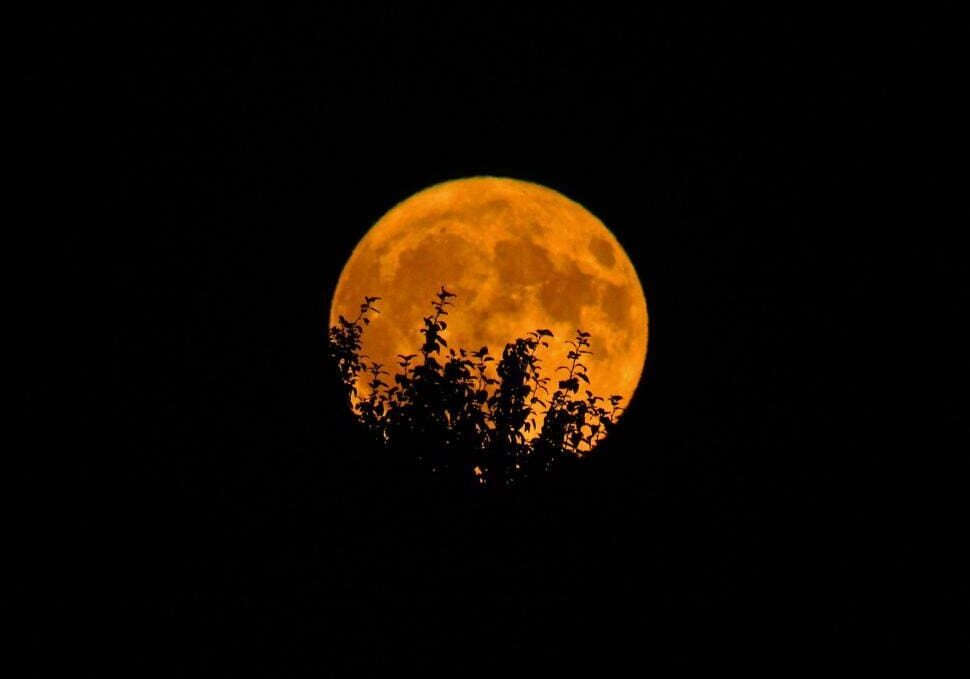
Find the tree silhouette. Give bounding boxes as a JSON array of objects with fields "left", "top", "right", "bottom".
[{"left": 328, "top": 288, "right": 625, "bottom": 487}]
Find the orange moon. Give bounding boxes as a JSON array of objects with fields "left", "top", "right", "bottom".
[{"left": 330, "top": 176, "right": 649, "bottom": 425}]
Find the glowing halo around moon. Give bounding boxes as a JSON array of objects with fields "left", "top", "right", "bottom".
[{"left": 330, "top": 176, "right": 649, "bottom": 437}]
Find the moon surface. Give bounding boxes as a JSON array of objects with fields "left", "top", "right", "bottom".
[{"left": 330, "top": 176, "right": 649, "bottom": 429}]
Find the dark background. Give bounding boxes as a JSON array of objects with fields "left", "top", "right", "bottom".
[{"left": 23, "top": 6, "right": 963, "bottom": 673}]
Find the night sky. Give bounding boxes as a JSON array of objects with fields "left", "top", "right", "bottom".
[{"left": 23, "top": 7, "right": 962, "bottom": 673}]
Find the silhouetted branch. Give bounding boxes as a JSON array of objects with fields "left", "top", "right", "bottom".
[{"left": 328, "top": 292, "right": 622, "bottom": 487}]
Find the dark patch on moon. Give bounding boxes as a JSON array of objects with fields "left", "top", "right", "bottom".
[
  {"left": 538, "top": 261, "right": 587, "bottom": 327},
  {"left": 589, "top": 237, "right": 616, "bottom": 268},
  {"left": 600, "top": 281, "right": 632, "bottom": 326},
  {"left": 494, "top": 238, "right": 556, "bottom": 286},
  {"left": 391, "top": 235, "right": 463, "bottom": 322}
]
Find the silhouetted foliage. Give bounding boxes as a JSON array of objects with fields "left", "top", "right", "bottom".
[{"left": 329, "top": 288, "right": 624, "bottom": 487}]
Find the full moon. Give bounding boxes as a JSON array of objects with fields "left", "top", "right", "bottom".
[{"left": 330, "top": 176, "right": 649, "bottom": 430}]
